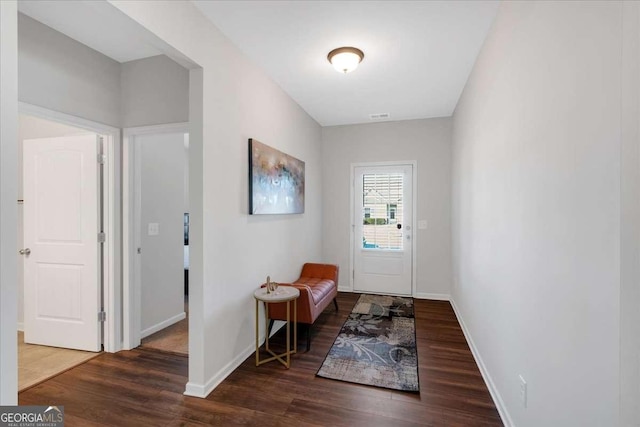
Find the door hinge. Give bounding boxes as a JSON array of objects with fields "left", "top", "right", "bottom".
[
  {"left": 98, "top": 232, "right": 106, "bottom": 243},
  {"left": 98, "top": 311, "right": 106, "bottom": 322},
  {"left": 97, "top": 154, "right": 107, "bottom": 164}
]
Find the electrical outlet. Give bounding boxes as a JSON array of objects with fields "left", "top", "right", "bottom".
[
  {"left": 148, "top": 222, "right": 160, "bottom": 236},
  {"left": 519, "top": 375, "right": 527, "bottom": 408}
]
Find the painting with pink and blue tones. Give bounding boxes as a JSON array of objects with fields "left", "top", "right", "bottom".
[{"left": 249, "top": 139, "right": 305, "bottom": 215}]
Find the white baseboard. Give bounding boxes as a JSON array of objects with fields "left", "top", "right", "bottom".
[
  {"left": 413, "top": 292, "right": 450, "bottom": 301},
  {"left": 140, "top": 312, "right": 186, "bottom": 339},
  {"left": 450, "top": 298, "right": 513, "bottom": 427},
  {"left": 17, "top": 323, "right": 24, "bottom": 332},
  {"left": 184, "top": 340, "right": 257, "bottom": 398},
  {"left": 184, "top": 324, "right": 280, "bottom": 398},
  {"left": 338, "top": 286, "right": 353, "bottom": 292}
]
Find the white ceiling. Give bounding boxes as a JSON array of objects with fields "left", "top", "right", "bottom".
[
  {"left": 18, "top": 1, "right": 499, "bottom": 127},
  {"left": 193, "top": 1, "right": 499, "bottom": 126},
  {"left": 18, "top": 0, "right": 162, "bottom": 63}
]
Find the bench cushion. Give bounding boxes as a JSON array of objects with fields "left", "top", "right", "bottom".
[
  {"left": 266, "top": 263, "right": 339, "bottom": 325},
  {"left": 295, "top": 278, "right": 335, "bottom": 305}
]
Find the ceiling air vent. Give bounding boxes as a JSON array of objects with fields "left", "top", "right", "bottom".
[{"left": 369, "top": 113, "right": 390, "bottom": 121}]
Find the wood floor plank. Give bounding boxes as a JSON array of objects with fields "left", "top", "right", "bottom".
[
  {"left": 19, "top": 292, "right": 502, "bottom": 426},
  {"left": 284, "top": 398, "right": 435, "bottom": 427}
]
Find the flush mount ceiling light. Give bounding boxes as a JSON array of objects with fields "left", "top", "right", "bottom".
[{"left": 327, "top": 47, "right": 364, "bottom": 74}]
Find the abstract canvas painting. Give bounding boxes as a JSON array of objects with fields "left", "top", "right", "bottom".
[{"left": 249, "top": 139, "right": 305, "bottom": 214}]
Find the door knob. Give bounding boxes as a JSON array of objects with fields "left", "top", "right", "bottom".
[{"left": 19, "top": 248, "right": 31, "bottom": 256}]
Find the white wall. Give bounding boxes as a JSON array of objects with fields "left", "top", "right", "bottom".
[
  {"left": 0, "top": 0, "right": 19, "bottom": 406},
  {"left": 18, "top": 14, "right": 121, "bottom": 127},
  {"left": 16, "top": 115, "right": 91, "bottom": 330},
  {"left": 121, "top": 55, "right": 189, "bottom": 128},
  {"left": 19, "top": 13, "right": 189, "bottom": 132},
  {"left": 137, "top": 132, "right": 186, "bottom": 336},
  {"left": 451, "top": 2, "right": 628, "bottom": 426},
  {"left": 321, "top": 118, "right": 452, "bottom": 298},
  {"left": 620, "top": 2, "right": 640, "bottom": 425},
  {"left": 109, "top": 0, "right": 323, "bottom": 397},
  {"left": 184, "top": 136, "right": 189, "bottom": 213}
]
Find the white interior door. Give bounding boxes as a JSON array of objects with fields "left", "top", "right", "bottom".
[
  {"left": 353, "top": 165, "right": 413, "bottom": 295},
  {"left": 23, "top": 135, "right": 102, "bottom": 351}
]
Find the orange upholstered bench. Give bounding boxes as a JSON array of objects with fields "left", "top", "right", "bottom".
[{"left": 267, "top": 263, "right": 339, "bottom": 351}]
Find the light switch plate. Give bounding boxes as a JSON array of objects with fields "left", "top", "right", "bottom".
[
  {"left": 418, "top": 220, "right": 428, "bottom": 230},
  {"left": 148, "top": 223, "right": 159, "bottom": 236}
]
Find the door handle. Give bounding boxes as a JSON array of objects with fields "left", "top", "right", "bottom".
[{"left": 19, "top": 248, "right": 31, "bottom": 256}]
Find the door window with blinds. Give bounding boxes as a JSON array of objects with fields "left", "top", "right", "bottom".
[
  {"left": 353, "top": 164, "right": 413, "bottom": 295},
  {"left": 361, "top": 172, "right": 404, "bottom": 250}
]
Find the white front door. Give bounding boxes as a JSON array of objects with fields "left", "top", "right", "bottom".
[
  {"left": 23, "top": 135, "right": 102, "bottom": 351},
  {"left": 353, "top": 165, "right": 413, "bottom": 296}
]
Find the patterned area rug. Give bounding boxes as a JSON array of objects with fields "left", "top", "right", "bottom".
[{"left": 316, "top": 294, "right": 419, "bottom": 392}]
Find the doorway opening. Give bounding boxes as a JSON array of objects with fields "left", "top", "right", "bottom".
[{"left": 124, "top": 124, "right": 190, "bottom": 355}]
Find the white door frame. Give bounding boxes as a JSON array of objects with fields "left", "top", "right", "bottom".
[
  {"left": 349, "top": 161, "right": 418, "bottom": 297},
  {"left": 122, "top": 122, "right": 189, "bottom": 350},
  {"left": 18, "top": 102, "right": 121, "bottom": 353}
]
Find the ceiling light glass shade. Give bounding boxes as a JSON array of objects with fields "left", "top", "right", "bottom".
[{"left": 327, "top": 47, "right": 364, "bottom": 74}]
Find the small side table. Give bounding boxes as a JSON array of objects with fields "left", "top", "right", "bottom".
[{"left": 254, "top": 286, "right": 300, "bottom": 369}]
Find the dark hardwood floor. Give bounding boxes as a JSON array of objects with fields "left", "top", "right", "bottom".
[{"left": 19, "top": 293, "right": 502, "bottom": 426}]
